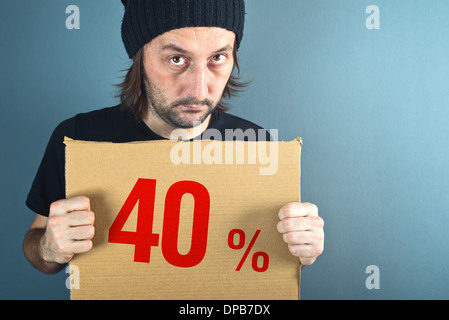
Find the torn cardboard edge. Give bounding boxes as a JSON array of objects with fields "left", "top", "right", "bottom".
[
  {"left": 64, "top": 137, "right": 303, "bottom": 177},
  {"left": 63, "top": 137, "right": 303, "bottom": 145}
]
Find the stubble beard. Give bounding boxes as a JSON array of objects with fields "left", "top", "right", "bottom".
[{"left": 144, "top": 78, "right": 217, "bottom": 129}]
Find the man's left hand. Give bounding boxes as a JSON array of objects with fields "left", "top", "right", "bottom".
[{"left": 277, "top": 202, "right": 324, "bottom": 266}]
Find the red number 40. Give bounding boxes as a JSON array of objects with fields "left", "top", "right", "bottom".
[{"left": 108, "top": 179, "right": 210, "bottom": 267}]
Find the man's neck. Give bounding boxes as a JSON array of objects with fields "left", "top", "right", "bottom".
[{"left": 143, "top": 113, "right": 212, "bottom": 140}]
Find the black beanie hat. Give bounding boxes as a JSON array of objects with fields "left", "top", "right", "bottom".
[{"left": 121, "top": 0, "right": 245, "bottom": 59}]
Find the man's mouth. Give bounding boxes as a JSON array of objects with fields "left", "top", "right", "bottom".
[
  {"left": 180, "top": 105, "right": 204, "bottom": 111},
  {"left": 173, "top": 97, "right": 214, "bottom": 111}
]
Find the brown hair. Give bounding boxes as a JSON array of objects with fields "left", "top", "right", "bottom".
[{"left": 116, "top": 44, "right": 249, "bottom": 120}]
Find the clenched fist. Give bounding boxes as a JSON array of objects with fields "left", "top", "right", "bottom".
[
  {"left": 41, "top": 196, "right": 95, "bottom": 264},
  {"left": 277, "top": 202, "right": 324, "bottom": 266}
]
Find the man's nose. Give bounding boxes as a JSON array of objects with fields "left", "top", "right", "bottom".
[{"left": 184, "top": 63, "right": 210, "bottom": 102}]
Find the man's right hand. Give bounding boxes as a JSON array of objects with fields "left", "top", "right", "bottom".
[{"left": 41, "top": 196, "right": 95, "bottom": 264}]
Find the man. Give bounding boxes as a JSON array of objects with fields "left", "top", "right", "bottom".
[{"left": 24, "top": 0, "right": 324, "bottom": 276}]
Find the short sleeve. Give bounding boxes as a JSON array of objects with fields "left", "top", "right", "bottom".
[{"left": 26, "top": 119, "right": 75, "bottom": 217}]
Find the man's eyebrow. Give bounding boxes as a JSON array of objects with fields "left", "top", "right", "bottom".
[
  {"left": 160, "top": 44, "right": 189, "bottom": 54},
  {"left": 213, "top": 45, "right": 234, "bottom": 53}
]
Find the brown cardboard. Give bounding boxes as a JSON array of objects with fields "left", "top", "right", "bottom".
[{"left": 65, "top": 137, "right": 302, "bottom": 300}]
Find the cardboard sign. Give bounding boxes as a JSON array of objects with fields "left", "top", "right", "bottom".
[{"left": 65, "top": 137, "right": 302, "bottom": 300}]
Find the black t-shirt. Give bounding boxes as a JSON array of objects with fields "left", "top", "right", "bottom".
[{"left": 26, "top": 105, "right": 268, "bottom": 217}]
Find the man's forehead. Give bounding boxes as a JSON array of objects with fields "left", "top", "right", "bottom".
[{"left": 147, "top": 27, "right": 236, "bottom": 52}]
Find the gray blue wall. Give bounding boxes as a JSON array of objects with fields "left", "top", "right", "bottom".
[{"left": 1, "top": 0, "right": 448, "bottom": 299}]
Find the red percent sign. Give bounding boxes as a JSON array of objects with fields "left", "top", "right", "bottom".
[{"left": 228, "top": 229, "right": 269, "bottom": 272}]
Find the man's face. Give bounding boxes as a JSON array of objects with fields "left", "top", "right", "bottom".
[{"left": 143, "top": 27, "right": 236, "bottom": 130}]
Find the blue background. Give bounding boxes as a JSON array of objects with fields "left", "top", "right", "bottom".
[{"left": 1, "top": 0, "right": 449, "bottom": 300}]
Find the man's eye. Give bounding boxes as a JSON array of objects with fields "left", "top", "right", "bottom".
[
  {"left": 170, "top": 56, "right": 186, "bottom": 66},
  {"left": 211, "top": 54, "right": 226, "bottom": 64}
]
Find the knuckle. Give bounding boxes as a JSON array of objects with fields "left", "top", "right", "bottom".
[
  {"left": 280, "top": 203, "right": 295, "bottom": 218},
  {"left": 87, "top": 211, "right": 95, "bottom": 224},
  {"left": 283, "top": 218, "right": 295, "bottom": 231},
  {"left": 314, "top": 243, "right": 324, "bottom": 256},
  {"left": 48, "top": 216, "right": 59, "bottom": 229},
  {"left": 76, "top": 210, "right": 95, "bottom": 225},
  {"left": 309, "top": 203, "right": 319, "bottom": 213},
  {"left": 55, "top": 241, "right": 68, "bottom": 254},
  {"left": 303, "top": 202, "right": 319, "bottom": 216},
  {"left": 276, "top": 220, "right": 283, "bottom": 233},
  {"left": 52, "top": 229, "right": 64, "bottom": 241},
  {"left": 288, "top": 244, "right": 300, "bottom": 256},
  {"left": 48, "top": 215, "right": 65, "bottom": 230},
  {"left": 284, "top": 203, "right": 297, "bottom": 217},
  {"left": 88, "top": 226, "right": 95, "bottom": 239},
  {"left": 312, "top": 241, "right": 324, "bottom": 256},
  {"left": 317, "top": 245, "right": 324, "bottom": 255},
  {"left": 287, "top": 232, "right": 297, "bottom": 243},
  {"left": 316, "top": 231, "right": 325, "bottom": 242},
  {"left": 313, "top": 216, "right": 324, "bottom": 228},
  {"left": 49, "top": 200, "right": 62, "bottom": 213},
  {"left": 84, "top": 240, "right": 93, "bottom": 252},
  {"left": 78, "top": 196, "right": 90, "bottom": 208}
]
